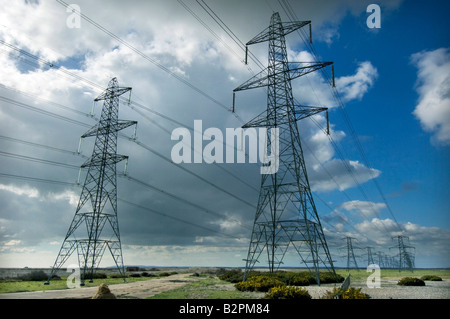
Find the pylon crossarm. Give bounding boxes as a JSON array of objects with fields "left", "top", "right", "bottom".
[
  {"left": 246, "top": 21, "right": 311, "bottom": 46},
  {"left": 242, "top": 105, "right": 326, "bottom": 128},
  {"left": 81, "top": 120, "right": 137, "bottom": 138},
  {"left": 287, "top": 62, "right": 333, "bottom": 81},
  {"left": 233, "top": 62, "right": 332, "bottom": 93},
  {"left": 94, "top": 87, "right": 132, "bottom": 101},
  {"left": 81, "top": 154, "right": 128, "bottom": 168}
]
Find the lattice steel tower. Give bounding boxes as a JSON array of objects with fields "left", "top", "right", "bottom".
[
  {"left": 390, "top": 235, "right": 415, "bottom": 272},
  {"left": 233, "top": 12, "right": 336, "bottom": 284},
  {"left": 45, "top": 78, "right": 137, "bottom": 285},
  {"left": 341, "top": 237, "right": 360, "bottom": 271}
]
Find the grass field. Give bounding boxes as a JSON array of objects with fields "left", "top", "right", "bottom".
[{"left": 0, "top": 275, "right": 154, "bottom": 294}]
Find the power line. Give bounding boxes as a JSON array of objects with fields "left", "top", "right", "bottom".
[
  {"left": 0, "top": 94, "right": 257, "bottom": 211},
  {"left": 55, "top": 0, "right": 244, "bottom": 123},
  {"left": 119, "top": 198, "right": 244, "bottom": 241},
  {"left": 276, "top": 1, "right": 403, "bottom": 233}
]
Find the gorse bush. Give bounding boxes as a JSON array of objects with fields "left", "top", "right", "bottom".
[
  {"left": 321, "top": 287, "right": 370, "bottom": 299},
  {"left": 319, "top": 272, "right": 345, "bottom": 284},
  {"left": 397, "top": 277, "right": 425, "bottom": 286},
  {"left": 264, "top": 286, "right": 312, "bottom": 300},
  {"left": 222, "top": 269, "right": 344, "bottom": 286},
  {"left": 217, "top": 269, "right": 243, "bottom": 283},
  {"left": 235, "top": 275, "right": 285, "bottom": 292},
  {"left": 420, "top": 275, "right": 442, "bottom": 281}
]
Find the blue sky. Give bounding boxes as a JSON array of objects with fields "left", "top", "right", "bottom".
[
  {"left": 0, "top": 0, "right": 449, "bottom": 269},
  {"left": 314, "top": 0, "right": 450, "bottom": 230}
]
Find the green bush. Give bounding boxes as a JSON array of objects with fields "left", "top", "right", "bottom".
[
  {"left": 319, "top": 272, "right": 345, "bottom": 284},
  {"left": 264, "top": 286, "right": 312, "bottom": 299},
  {"left": 19, "top": 270, "right": 48, "bottom": 281},
  {"left": 235, "top": 275, "right": 285, "bottom": 292},
  {"left": 397, "top": 277, "right": 425, "bottom": 286},
  {"left": 141, "top": 272, "right": 156, "bottom": 277},
  {"left": 217, "top": 269, "right": 244, "bottom": 283},
  {"left": 420, "top": 275, "right": 442, "bottom": 281},
  {"left": 225, "top": 270, "right": 344, "bottom": 287}
]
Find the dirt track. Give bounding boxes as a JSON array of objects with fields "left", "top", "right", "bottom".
[{"left": 0, "top": 273, "right": 202, "bottom": 299}]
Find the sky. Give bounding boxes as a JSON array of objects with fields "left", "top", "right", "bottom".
[{"left": 0, "top": 0, "right": 449, "bottom": 270}]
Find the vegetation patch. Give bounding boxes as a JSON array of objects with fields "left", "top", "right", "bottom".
[
  {"left": 420, "top": 275, "right": 442, "bottom": 281},
  {"left": 264, "top": 286, "right": 312, "bottom": 300},
  {"left": 219, "top": 269, "right": 344, "bottom": 287},
  {"left": 235, "top": 275, "right": 285, "bottom": 292},
  {"left": 321, "top": 287, "right": 371, "bottom": 299},
  {"left": 18, "top": 270, "right": 49, "bottom": 282},
  {"left": 397, "top": 277, "right": 425, "bottom": 286},
  {"left": 217, "top": 268, "right": 243, "bottom": 283}
]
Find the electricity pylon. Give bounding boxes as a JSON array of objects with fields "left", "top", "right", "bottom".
[
  {"left": 45, "top": 78, "right": 137, "bottom": 285},
  {"left": 340, "top": 237, "right": 360, "bottom": 271},
  {"left": 390, "top": 235, "right": 415, "bottom": 272},
  {"left": 365, "top": 246, "right": 375, "bottom": 266},
  {"left": 233, "top": 12, "right": 336, "bottom": 285}
]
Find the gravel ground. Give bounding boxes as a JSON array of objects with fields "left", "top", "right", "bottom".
[{"left": 304, "top": 278, "right": 450, "bottom": 299}]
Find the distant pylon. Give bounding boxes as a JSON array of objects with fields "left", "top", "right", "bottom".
[
  {"left": 340, "top": 237, "right": 360, "bottom": 271},
  {"left": 45, "top": 78, "right": 137, "bottom": 285},
  {"left": 390, "top": 235, "right": 415, "bottom": 272},
  {"left": 365, "top": 246, "right": 375, "bottom": 266},
  {"left": 233, "top": 12, "right": 336, "bottom": 285}
]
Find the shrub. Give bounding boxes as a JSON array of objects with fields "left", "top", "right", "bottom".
[
  {"left": 141, "top": 272, "right": 156, "bottom": 277},
  {"left": 235, "top": 275, "right": 285, "bottom": 292},
  {"left": 321, "top": 287, "right": 370, "bottom": 299},
  {"left": 264, "top": 286, "right": 312, "bottom": 299},
  {"left": 129, "top": 273, "right": 141, "bottom": 277},
  {"left": 397, "top": 277, "right": 425, "bottom": 286},
  {"left": 319, "top": 272, "right": 345, "bottom": 284},
  {"left": 19, "top": 270, "right": 48, "bottom": 281},
  {"left": 420, "top": 275, "right": 442, "bottom": 281},
  {"left": 159, "top": 272, "right": 173, "bottom": 277},
  {"left": 217, "top": 269, "right": 244, "bottom": 283},
  {"left": 287, "top": 272, "right": 314, "bottom": 286}
]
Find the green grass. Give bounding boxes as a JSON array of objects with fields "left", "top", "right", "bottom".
[
  {"left": 148, "top": 275, "right": 264, "bottom": 299},
  {"left": 0, "top": 276, "right": 155, "bottom": 294}
]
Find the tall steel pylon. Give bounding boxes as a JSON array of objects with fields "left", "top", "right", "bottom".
[
  {"left": 233, "top": 12, "right": 336, "bottom": 285},
  {"left": 45, "top": 78, "right": 137, "bottom": 285},
  {"left": 390, "top": 235, "right": 415, "bottom": 272}
]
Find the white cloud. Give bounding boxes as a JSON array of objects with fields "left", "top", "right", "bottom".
[
  {"left": 411, "top": 47, "right": 450, "bottom": 146},
  {"left": 4, "top": 239, "right": 21, "bottom": 246},
  {"left": 0, "top": 184, "right": 39, "bottom": 198},
  {"left": 339, "top": 200, "right": 386, "bottom": 218},
  {"left": 47, "top": 190, "right": 79, "bottom": 207},
  {"left": 309, "top": 159, "right": 381, "bottom": 192},
  {"left": 336, "top": 61, "right": 378, "bottom": 102}
]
